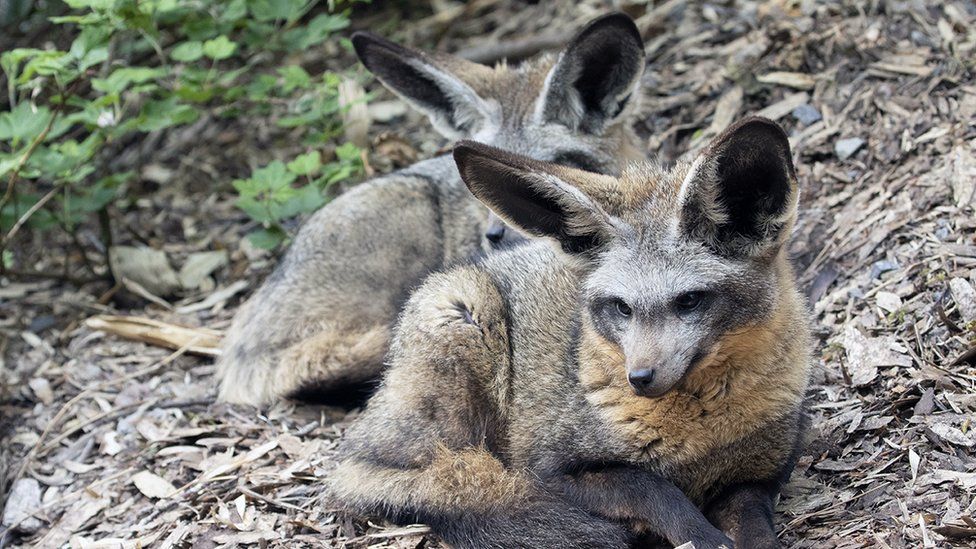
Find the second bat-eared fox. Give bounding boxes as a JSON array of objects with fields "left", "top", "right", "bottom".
[{"left": 216, "top": 13, "right": 647, "bottom": 407}]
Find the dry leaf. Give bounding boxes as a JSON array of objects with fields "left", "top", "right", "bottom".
[
  {"left": 840, "top": 325, "right": 912, "bottom": 386},
  {"left": 109, "top": 246, "right": 181, "bottom": 297},
  {"left": 132, "top": 471, "right": 177, "bottom": 499},
  {"left": 876, "top": 291, "right": 903, "bottom": 313},
  {"left": 928, "top": 420, "right": 976, "bottom": 448}
]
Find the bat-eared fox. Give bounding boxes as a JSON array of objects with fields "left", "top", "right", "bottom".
[
  {"left": 217, "top": 13, "right": 647, "bottom": 406},
  {"left": 331, "top": 116, "right": 812, "bottom": 549}
]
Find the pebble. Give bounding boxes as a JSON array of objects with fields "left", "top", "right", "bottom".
[
  {"left": 835, "top": 137, "right": 865, "bottom": 160},
  {"left": 2, "top": 478, "right": 43, "bottom": 534},
  {"left": 870, "top": 259, "right": 900, "bottom": 279},
  {"left": 792, "top": 103, "right": 822, "bottom": 125}
]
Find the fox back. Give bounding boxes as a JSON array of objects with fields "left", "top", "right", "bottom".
[
  {"left": 333, "top": 118, "right": 813, "bottom": 548},
  {"left": 216, "top": 13, "right": 649, "bottom": 406}
]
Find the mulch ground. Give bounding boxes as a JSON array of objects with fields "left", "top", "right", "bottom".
[{"left": 3, "top": 1, "right": 976, "bottom": 547}]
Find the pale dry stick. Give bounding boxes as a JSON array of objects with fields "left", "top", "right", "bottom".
[
  {"left": 237, "top": 485, "right": 305, "bottom": 513},
  {"left": 0, "top": 110, "right": 58, "bottom": 215},
  {"left": 1, "top": 184, "right": 59, "bottom": 246}
]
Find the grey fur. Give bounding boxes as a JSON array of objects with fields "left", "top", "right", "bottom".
[
  {"left": 331, "top": 118, "right": 813, "bottom": 548},
  {"left": 216, "top": 13, "right": 647, "bottom": 405}
]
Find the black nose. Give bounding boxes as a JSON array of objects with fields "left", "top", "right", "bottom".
[
  {"left": 485, "top": 226, "right": 505, "bottom": 244},
  {"left": 628, "top": 369, "right": 655, "bottom": 391}
]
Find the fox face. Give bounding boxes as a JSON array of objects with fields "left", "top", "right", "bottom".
[
  {"left": 454, "top": 117, "right": 800, "bottom": 399},
  {"left": 352, "top": 13, "right": 646, "bottom": 247}
]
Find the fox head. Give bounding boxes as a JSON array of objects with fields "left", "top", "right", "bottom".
[
  {"left": 454, "top": 117, "right": 800, "bottom": 399},
  {"left": 352, "top": 13, "right": 646, "bottom": 248}
]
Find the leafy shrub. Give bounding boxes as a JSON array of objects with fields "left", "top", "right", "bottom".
[{"left": 0, "top": 0, "right": 365, "bottom": 272}]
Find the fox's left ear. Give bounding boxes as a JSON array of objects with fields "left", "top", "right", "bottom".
[
  {"left": 536, "top": 13, "right": 645, "bottom": 134},
  {"left": 352, "top": 32, "right": 494, "bottom": 139},
  {"left": 679, "top": 117, "right": 799, "bottom": 259}
]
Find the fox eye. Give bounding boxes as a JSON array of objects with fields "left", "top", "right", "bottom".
[
  {"left": 674, "top": 291, "right": 705, "bottom": 312},
  {"left": 612, "top": 298, "right": 632, "bottom": 318}
]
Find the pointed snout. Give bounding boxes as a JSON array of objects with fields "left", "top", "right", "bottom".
[
  {"left": 625, "top": 359, "right": 691, "bottom": 398},
  {"left": 627, "top": 368, "right": 656, "bottom": 393}
]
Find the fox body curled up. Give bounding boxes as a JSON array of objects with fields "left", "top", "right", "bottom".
[
  {"left": 332, "top": 117, "right": 813, "bottom": 549},
  {"left": 216, "top": 13, "right": 647, "bottom": 406}
]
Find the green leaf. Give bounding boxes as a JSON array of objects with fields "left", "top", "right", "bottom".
[
  {"left": 92, "top": 66, "right": 166, "bottom": 94},
  {"left": 246, "top": 226, "right": 287, "bottom": 249},
  {"left": 0, "top": 103, "right": 53, "bottom": 146},
  {"left": 335, "top": 142, "right": 361, "bottom": 163},
  {"left": 250, "top": 160, "right": 296, "bottom": 191},
  {"left": 278, "top": 183, "right": 326, "bottom": 217},
  {"left": 63, "top": 0, "right": 116, "bottom": 9},
  {"left": 219, "top": 0, "right": 248, "bottom": 23},
  {"left": 246, "top": 74, "right": 277, "bottom": 101},
  {"left": 281, "top": 13, "right": 350, "bottom": 51},
  {"left": 136, "top": 97, "right": 200, "bottom": 132},
  {"left": 248, "top": 0, "right": 304, "bottom": 23},
  {"left": 1, "top": 48, "right": 45, "bottom": 82},
  {"left": 0, "top": 156, "right": 18, "bottom": 179},
  {"left": 19, "top": 51, "right": 73, "bottom": 81},
  {"left": 277, "top": 65, "right": 310, "bottom": 93},
  {"left": 58, "top": 172, "right": 128, "bottom": 228},
  {"left": 171, "top": 40, "right": 204, "bottom": 62},
  {"left": 286, "top": 151, "right": 321, "bottom": 175},
  {"left": 203, "top": 35, "right": 237, "bottom": 60},
  {"left": 1, "top": 193, "right": 57, "bottom": 232}
]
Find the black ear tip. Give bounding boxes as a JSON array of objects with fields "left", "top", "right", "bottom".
[
  {"left": 738, "top": 116, "right": 788, "bottom": 134},
  {"left": 453, "top": 140, "right": 491, "bottom": 171},
  {"left": 452, "top": 140, "right": 476, "bottom": 163},
  {"left": 350, "top": 31, "right": 374, "bottom": 49},
  {"left": 350, "top": 31, "right": 377, "bottom": 60},
  {"left": 727, "top": 116, "right": 791, "bottom": 150},
  {"left": 351, "top": 31, "right": 405, "bottom": 66},
  {"left": 579, "top": 12, "right": 643, "bottom": 46}
]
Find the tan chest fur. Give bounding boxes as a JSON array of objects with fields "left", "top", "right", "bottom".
[{"left": 578, "top": 302, "right": 810, "bottom": 467}]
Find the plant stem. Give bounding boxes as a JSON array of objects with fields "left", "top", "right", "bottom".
[{"left": 3, "top": 183, "right": 60, "bottom": 245}]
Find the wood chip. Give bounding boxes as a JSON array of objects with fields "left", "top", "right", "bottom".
[
  {"left": 757, "top": 71, "right": 816, "bottom": 90},
  {"left": 132, "top": 471, "right": 177, "bottom": 499}
]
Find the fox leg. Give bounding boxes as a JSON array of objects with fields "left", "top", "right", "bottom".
[
  {"left": 331, "top": 269, "right": 629, "bottom": 549},
  {"left": 706, "top": 484, "right": 780, "bottom": 549},
  {"left": 548, "top": 465, "right": 733, "bottom": 549}
]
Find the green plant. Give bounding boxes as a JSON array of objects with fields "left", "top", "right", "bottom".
[{"left": 0, "top": 0, "right": 366, "bottom": 275}]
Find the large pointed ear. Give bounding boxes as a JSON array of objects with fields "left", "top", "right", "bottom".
[
  {"left": 536, "top": 13, "right": 645, "bottom": 134},
  {"left": 453, "top": 141, "right": 621, "bottom": 256},
  {"left": 352, "top": 32, "right": 494, "bottom": 139},
  {"left": 679, "top": 117, "right": 799, "bottom": 259}
]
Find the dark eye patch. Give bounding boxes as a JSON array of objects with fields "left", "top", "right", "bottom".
[{"left": 551, "top": 151, "right": 606, "bottom": 174}]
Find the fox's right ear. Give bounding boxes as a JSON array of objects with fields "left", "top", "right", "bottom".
[
  {"left": 352, "top": 32, "right": 494, "bottom": 139},
  {"left": 679, "top": 117, "right": 799, "bottom": 259},
  {"left": 536, "top": 13, "right": 645, "bottom": 134},
  {"left": 453, "top": 141, "right": 621, "bottom": 256}
]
